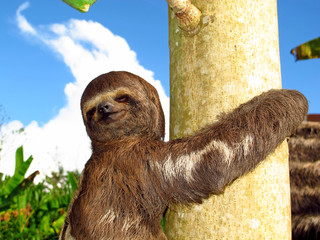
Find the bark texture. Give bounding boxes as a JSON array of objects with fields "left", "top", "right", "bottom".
[{"left": 165, "top": 0, "right": 292, "bottom": 239}]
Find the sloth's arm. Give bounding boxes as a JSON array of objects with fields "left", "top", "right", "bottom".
[{"left": 157, "top": 89, "right": 308, "bottom": 204}]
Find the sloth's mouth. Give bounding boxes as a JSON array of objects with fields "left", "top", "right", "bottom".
[{"left": 100, "top": 110, "right": 126, "bottom": 124}]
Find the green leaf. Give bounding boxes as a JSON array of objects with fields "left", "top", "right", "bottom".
[
  {"left": 291, "top": 37, "right": 320, "bottom": 61},
  {"left": 0, "top": 146, "right": 33, "bottom": 197},
  {"left": 15, "top": 146, "right": 33, "bottom": 177},
  {"left": 15, "top": 146, "right": 24, "bottom": 173},
  {"left": 67, "top": 172, "right": 78, "bottom": 191},
  {"left": 17, "top": 194, "right": 27, "bottom": 210},
  {"left": 0, "top": 172, "right": 38, "bottom": 212},
  {"left": 62, "top": 0, "right": 97, "bottom": 12},
  {"left": 6, "top": 171, "right": 39, "bottom": 199},
  {"left": 52, "top": 212, "right": 67, "bottom": 232},
  {"left": 39, "top": 214, "right": 51, "bottom": 234}
]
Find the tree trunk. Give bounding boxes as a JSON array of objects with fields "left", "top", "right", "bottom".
[{"left": 165, "top": 0, "right": 291, "bottom": 239}]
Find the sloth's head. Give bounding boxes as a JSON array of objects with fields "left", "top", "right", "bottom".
[{"left": 81, "top": 71, "right": 165, "bottom": 143}]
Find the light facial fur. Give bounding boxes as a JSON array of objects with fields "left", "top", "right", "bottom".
[{"left": 82, "top": 87, "right": 132, "bottom": 122}]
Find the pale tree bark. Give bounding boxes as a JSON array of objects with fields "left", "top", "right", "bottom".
[{"left": 165, "top": 0, "right": 291, "bottom": 239}]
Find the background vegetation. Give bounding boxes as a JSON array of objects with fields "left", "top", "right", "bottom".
[{"left": 0, "top": 146, "right": 79, "bottom": 240}]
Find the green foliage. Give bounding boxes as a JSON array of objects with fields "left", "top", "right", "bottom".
[
  {"left": 0, "top": 146, "right": 33, "bottom": 198},
  {"left": 62, "top": 0, "right": 97, "bottom": 12},
  {"left": 291, "top": 37, "right": 320, "bottom": 61},
  {"left": 0, "top": 146, "right": 79, "bottom": 239}
]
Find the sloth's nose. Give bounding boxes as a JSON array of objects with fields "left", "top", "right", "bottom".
[{"left": 98, "top": 103, "right": 112, "bottom": 114}]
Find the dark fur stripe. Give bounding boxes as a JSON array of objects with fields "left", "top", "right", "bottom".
[
  {"left": 292, "top": 214, "right": 320, "bottom": 240},
  {"left": 289, "top": 121, "right": 320, "bottom": 239}
]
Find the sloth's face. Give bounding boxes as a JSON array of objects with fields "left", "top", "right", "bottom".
[
  {"left": 82, "top": 87, "right": 134, "bottom": 127},
  {"left": 81, "top": 72, "right": 165, "bottom": 143},
  {"left": 82, "top": 87, "right": 142, "bottom": 142}
]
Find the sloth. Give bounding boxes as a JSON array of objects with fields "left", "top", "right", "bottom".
[{"left": 60, "top": 71, "right": 308, "bottom": 240}]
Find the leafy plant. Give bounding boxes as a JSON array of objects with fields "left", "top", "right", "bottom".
[
  {"left": 0, "top": 146, "right": 34, "bottom": 211},
  {"left": 0, "top": 146, "right": 79, "bottom": 239}
]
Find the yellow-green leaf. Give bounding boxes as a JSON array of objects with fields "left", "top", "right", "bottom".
[
  {"left": 62, "top": 0, "right": 97, "bottom": 13},
  {"left": 52, "top": 212, "right": 67, "bottom": 232},
  {"left": 291, "top": 37, "right": 320, "bottom": 61}
]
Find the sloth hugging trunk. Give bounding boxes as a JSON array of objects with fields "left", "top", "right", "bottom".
[{"left": 60, "top": 71, "right": 308, "bottom": 240}]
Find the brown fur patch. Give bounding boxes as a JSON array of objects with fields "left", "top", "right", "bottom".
[
  {"left": 60, "top": 71, "right": 308, "bottom": 239},
  {"left": 289, "top": 121, "right": 320, "bottom": 239}
]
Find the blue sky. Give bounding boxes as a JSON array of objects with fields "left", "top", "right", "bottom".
[
  {"left": 0, "top": 0, "right": 319, "bottom": 176},
  {"left": 1, "top": 1, "right": 320, "bottom": 126},
  {"left": 0, "top": 0, "right": 169, "bottom": 126}
]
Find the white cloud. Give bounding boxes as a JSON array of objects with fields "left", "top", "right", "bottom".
[
  {"left": 0, "top": 2, "right": 169, "bottom": 178},
  {"left": 16, "top": 2, "right": 37, "bottom": 35}
]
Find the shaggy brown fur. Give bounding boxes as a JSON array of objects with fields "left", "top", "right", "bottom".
[
  {"left": 292, "top": 214, "right": 320, "bottom": 240},
  {"left": 289, "top": 122, "right": 320, "bottom": 240},
  {"left": 60, "top": 71, "right": 308, "bottom": 240}
]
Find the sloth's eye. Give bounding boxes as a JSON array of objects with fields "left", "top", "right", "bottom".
[
  {"left": 86, "top": 108, "right": 96, "bottom": 120},
  {"left": 115, "top": 94, "right": 130, "bottom": 103}
]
